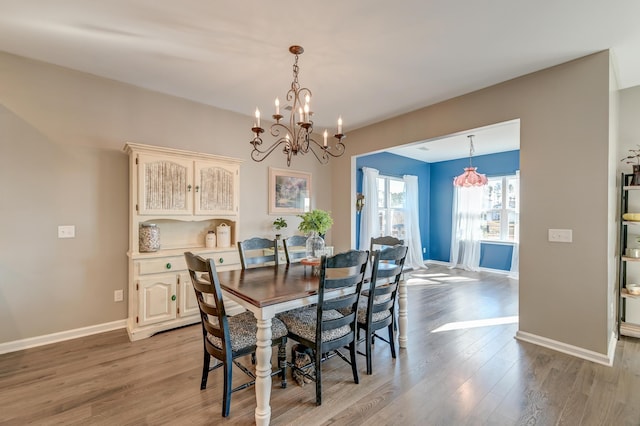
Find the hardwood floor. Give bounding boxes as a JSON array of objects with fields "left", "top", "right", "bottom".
[{"left": 2, "top": 264, "right": 640, "bottom": 425}]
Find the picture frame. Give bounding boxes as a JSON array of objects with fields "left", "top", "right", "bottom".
[{"left": 269, "top": 167, "right": 311, "bottom": 215}]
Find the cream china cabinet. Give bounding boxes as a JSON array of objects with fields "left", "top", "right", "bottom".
[{"left": 124, "top": 143, "right": 243, "bottom": 341}]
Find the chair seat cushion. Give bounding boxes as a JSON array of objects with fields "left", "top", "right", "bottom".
[
  {"left": 278, "top": 307, "right": 351, "bottom": 343},
  {"left": 338, "top": 298, "right": 391, "bottom": 324},
  {"left": 206, "top": 311, "right": 287, "bottom": 353}
]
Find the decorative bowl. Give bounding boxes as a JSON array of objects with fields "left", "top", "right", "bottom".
[
  {"left": 626, "top": 248, "right": 640, "bottom": 258},
  {"left": 627, "top": 284, "right": 640, "bottom": 295}
]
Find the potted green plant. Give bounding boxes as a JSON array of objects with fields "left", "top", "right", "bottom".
[
  {"left": 297, "top": 209, "right": 333, "bottom": 236},
  {"left": 298, "top": 209, "right": 333, "bottom": 258},
  {"left": 272, "top": 217, "right": 288, "bottom": 239}
]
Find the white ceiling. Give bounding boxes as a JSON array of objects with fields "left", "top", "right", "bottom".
[
  {"left": 387, "top": 119, "right": 521, "bottom": 163},
  {"left": 1, "top": 1, "right": 639, "bottom": 144}
]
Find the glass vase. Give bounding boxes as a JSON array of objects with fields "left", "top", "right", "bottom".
[{"left": 305, "top": 231, "right": 325, "bottom": 259}]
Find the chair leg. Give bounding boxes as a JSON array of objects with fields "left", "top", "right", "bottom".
[
  {"left": 201, "top": 351, "right": 210, "bottom": 390},
  {"left": 315, "top": 349, "right": 322, "bottom": 406},
  {"left": 388, "top": 323, "right": 396, "bottom": 359},
  {"left": 350, "top": 340, "right": 360, "bottom": 384},
  {"left": 222, "top": 361, "right": 232, "bottom": 417},
  {"left": 278, "top": 338, "right": 287, "bottom": 388},
  {"left": 365, "top": 329, "right": 373, "bottom": 375}
]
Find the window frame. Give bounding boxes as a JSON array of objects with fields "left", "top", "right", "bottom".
[
  {"left": 376, "top": 175, "right": 406, "bottom": 240},
  {"left": 480, "top": 174, "right": 519, "bottom": 243}
]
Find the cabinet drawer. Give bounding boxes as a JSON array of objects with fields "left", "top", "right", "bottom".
[
  {"left": 201, "top": 250, "right": 240, "bottom": 268},
  {"left": 137, "top": 256, "right": 187, "bottom": 275}
]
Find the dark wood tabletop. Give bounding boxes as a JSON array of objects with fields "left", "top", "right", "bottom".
[
  {"left": 216, "top": 261, "right": 396, "bottom": 309},
  {"left": 216, "top": 263, "right": 320, "bottom": 308}
]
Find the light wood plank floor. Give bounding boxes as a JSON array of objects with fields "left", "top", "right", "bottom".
[{"left": 2, "top": 264, "right": 640, "bottom": 425}]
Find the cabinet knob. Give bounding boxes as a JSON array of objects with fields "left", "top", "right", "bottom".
[
  {"left": 171, "top": 295, "right": 176, "bottom": 301},
  {"left": 166, "top": 263, "right": 172, "bottom": 270},
  {"left": 187, "top": 184, "right": 192, "bottom": 192},
  {"left": 219, "top": 258, "right": 224, "bottom": 264},
  {"left": 195, "top": 185, "right": 200, "bottom": 193}
]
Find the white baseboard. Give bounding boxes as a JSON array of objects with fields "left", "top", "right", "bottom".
[
  {"left": 0, "top": 320, "right": 127, "bottom": 355},
  {"left": 515, "top": 330, "right": 616, "bottom": 366}
]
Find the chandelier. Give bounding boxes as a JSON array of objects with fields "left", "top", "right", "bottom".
[
  {"left": 453, "top": 135, "right": 488, "bottom": 187},
  {"left": 250, "top": 45, "right": 346, "bottom": 166}
]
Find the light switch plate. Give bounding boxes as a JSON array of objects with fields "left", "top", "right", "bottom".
[
  {"left": 548, "top": 228, "right": 572, "bottom": 243},
  {"left": 114, "top": 289, "right": 124, "bottom": 302},
  {"left": 58, "top": 225, "right": 75, "bottom": 239}
]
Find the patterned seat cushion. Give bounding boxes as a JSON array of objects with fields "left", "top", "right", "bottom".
[
  {"left": 278, "top": 307, "right": 351, "bottom": 343},
  {"left": 338, "top": 298, "right": 391, "bottom": 324},
  {"left": 206, "top": 311, "right": 288, "bottom": 353}
]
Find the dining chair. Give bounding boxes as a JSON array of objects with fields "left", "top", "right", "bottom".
[
  {"left": 184, "top": 252, "right": 288, "bottom": 417},
  {"left": 370, "top": 235, "right": 404, "bottom": 257},
  {"left": 277, "top": 249, "right": 369, "bottom": 405},
  {"left": 283, "top": 235, "right": 308, "bottom": 264},
  {"left": 355, "top": 245, "right": 408, "bottom": 374},
  {"left": 237, "top": 237, "right": 279, "bottom": 269}
]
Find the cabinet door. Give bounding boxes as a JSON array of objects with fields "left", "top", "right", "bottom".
[
  {"left": 194, "top": 161, "right": 239, "bottom": 215},
  {"left": 137, "top": 154, "right": 193, "bottom": 215},
  {"left": 137, "top": 277, "right": 177, "bottom": 326},
  {"left": 178, "top": 272, "right": 200, "bottom": 318}
]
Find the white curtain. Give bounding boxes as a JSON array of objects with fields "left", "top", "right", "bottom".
[
  {"left": 359, "top": 167, "right": 379, "bottom": 251},
  {"left": 449, "top": 186, "right": 484, "bottom": 271},
  {"left": 509, "top": 170, "right": 520, "bottom": 279},
  {"left": 403, "top": 175, "right": 426, "bottom": 269}
]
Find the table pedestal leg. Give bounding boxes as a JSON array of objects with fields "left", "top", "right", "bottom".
[
  {"left": 254, "top": 317, "right": 272, "bottom": 426},
  {"left": 398, "top": 279, "right": 408, "bottom": 348}
]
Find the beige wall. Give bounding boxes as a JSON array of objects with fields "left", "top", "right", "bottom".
[
  {"left": 0, "top": 52, "right": 333, "bottom": 344},
  {"left": 331, "top": 52, "right": 613, "bottom": 355},
  {"left": 0, "top": 49, "right": 627, "bottom": 357}
]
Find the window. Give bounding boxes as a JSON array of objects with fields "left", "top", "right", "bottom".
[
  {"left": 481, "top": 174, "right": 519, "bottom": 241},
  {"left": 376, "top": 176, "right": 406, "bottom": 240}
]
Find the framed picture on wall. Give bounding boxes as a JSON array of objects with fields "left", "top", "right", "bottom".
[{"left": 269, "top": 167, "right": 311, "bottom": 214}]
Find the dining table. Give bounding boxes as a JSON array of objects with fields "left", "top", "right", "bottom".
[{"left": 216, "top": 261, "right": 409, "bottom": 426}]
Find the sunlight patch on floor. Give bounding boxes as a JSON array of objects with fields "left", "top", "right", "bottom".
[
  {"left": 431, "top": 315, "right": 519, "bottom": 333},
  {"left": 406, "top": 271, "right": 478, "bottom": 285}
]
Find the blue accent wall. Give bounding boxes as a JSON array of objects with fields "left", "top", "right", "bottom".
[
  {"left": 356, "top": 149, "right": 519, "bottom": 271},
  {"left": 430, "top": 150, "right": 520, "bottom": 270},
  {"left": 355, "top": 152, "right": 430, "bottom": 258}
]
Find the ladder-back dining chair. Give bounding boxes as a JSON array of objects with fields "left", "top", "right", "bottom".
[
  {"left": 237, "top": 237, "right": 279, "bottom": 269},
  {"left": 356, "top": 245, "right": 408, "bottom": 374},
  {"left": 370, "top": 236, "right": 404, "bottom": 256},
  {"left": 283, "top": 235, "right": 308, "bottom": 264},
  {"left": 184, "top": 252, "right": 288, "bottom": 417},
  {"left": 277, "top": 249, "right": 369, "bottom": 405}
]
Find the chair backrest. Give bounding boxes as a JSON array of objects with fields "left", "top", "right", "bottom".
[
  {"left": 237, "top": 237, "right": 279, "bottom": 269},
  {"left": 370, "top": 236, "right": 404, "bottom": 254},
  {"left": 184, "top": 251, "right": 231, "bottom": 363},
  {"left": 316, "top": 250, "right": 369, "bottom": 350},
  {"left": 283, "top": 235, "right": 308, "bottom": 264},
  {"left": 366, "top": 245, "right": 408, "bottom": 324}
]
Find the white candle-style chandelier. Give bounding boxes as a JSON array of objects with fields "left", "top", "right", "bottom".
[
  {"left": 250, "top": 45, "right": 346, "bottom": 166},
  {"left": 453, "top": 135, "right": 488, "bottom": 187}
]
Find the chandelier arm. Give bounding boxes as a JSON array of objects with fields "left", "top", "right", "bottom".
[
  {"left": 306, "top": 139, "right": 330, "bottom": 164},
  {"left": 308, "top": 137, "right": 346, "bottom": 159},
  {"left": 250, "top": 137, "right": 290, "bottom": 161}
]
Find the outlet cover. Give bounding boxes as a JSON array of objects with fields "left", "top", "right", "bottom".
[
  {"left": 58, "top": 225, "right": 75, "bottom": 238},
  {"left": 114, "top": 289, "right": 124, "bottom": 302}
]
